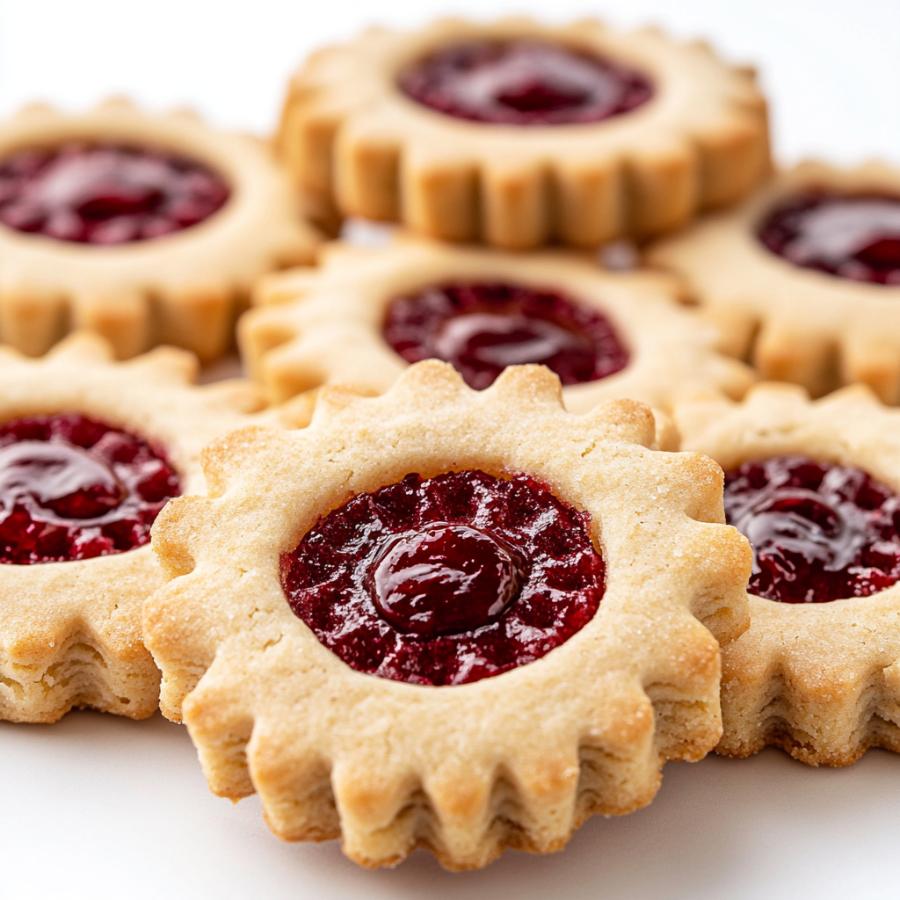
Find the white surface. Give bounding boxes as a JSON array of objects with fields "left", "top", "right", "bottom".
[{"left": 0, "top": 1, "right": 898, "bottom": 898}]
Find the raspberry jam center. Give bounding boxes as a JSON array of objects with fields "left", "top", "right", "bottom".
[
  {"left": 757, "top": 191, "right": 900, "bottom": 285},
  {"left": 280, "top": 470, "right": 605, "bottom": 685},
  {"left": 383, "top": 281, "right": 629, "bottom": 390},
  {"left": 724, "top": 455, "right": 900, "bottom": 603},
  {"left": 371, "top": 523, "right": 524, "bottom": 637},
  {"left": 0, "top": 413, "right": 180, "bottom": 564},
  {"left": 398, "top": 39, "right": 653, "bottom": 126},
  {"left": 0, "top": 142, "right": 229, "bottom": 245}
]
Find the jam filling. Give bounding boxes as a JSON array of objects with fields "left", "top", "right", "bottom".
[
  {"left": 724, "top": 455, "right": 900, "bottom": 603},
  {"left": 383, "top": 280, "right": 629, "bottom": 390},
  {"left": 0, "top": 413, "right": 180, "bottom": 564},
  {"left": 757, "top": 191, "right": 900, "bottom": 285},
  {"left": 0, "top": 142, "right": 229, "bottom": 245},
  {"left": 280, "top": 470, "right": 605, "bottom": 685},
  {"left": 398, "top": 39, "right": 652, "bottom": 126}
]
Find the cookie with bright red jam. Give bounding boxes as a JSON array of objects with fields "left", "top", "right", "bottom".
[
  {"left": 398, "top": 39, "right": 653, "bottom": 126},
  {"left": 0, "top": 142, "right": 229, "bottom": 245},
  {"left": 280, "top": 469, "right": 605, "bottom": 685},
  {"left": 756, "top": 191, "right": 900, "bottom": 285},
  {"left": 724, "top": 455, "right": 900, "bottom": 603},
  {"left": 0, "top": 413, "right": 180, "bottom": 564},
  {"left": 383, "top": 281, "right": 629, "bottom": 390}
]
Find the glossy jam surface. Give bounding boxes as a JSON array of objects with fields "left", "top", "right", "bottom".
[
  {"left": 0, "top": 142, "right": 229, "bottom": 245},
  {"left": 398, "top": 39, "right": 652, "bottom": 126},
  {"left": 383, "top": 281, "right": 629, "bottom": 390},
  {"left": 724, "top": 455, "right": 900, "bottom": 603},
  {"left": 757, "top": 191, "right": 900, "bottom": 285},
  {"left": 0, "top": 413, "right": 180, "bottom": 564},
  {"left": 281, "top": 470, "right": 605, "bottom": 685}
]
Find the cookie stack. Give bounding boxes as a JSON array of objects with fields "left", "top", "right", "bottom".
[{"left": 0, "top": 17, "right": 897, "bottom": 871}]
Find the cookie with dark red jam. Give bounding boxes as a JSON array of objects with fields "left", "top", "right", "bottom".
[
  {"left": 145, "top": 360, "right": 750, "bottom": 869},
  {"left": 725, "top": 455, "right": 900, "bottom": 603},
  {"left": 281, "top": 470, "right": 605, "bottom": 685},
  {"left": 278, "top": 19, "right": 770, "bottom": 248},
  {"left": 676, "top": 384, "right": 900, "bottom": 766},
  {"left": 0, "top": 101, "right": 322, "bottom": 362},
  {"left": 0, "top": 333, "right": 261, "bottom": 724},
  {"left": 383, "top": 281, "right": 629, "bottom": 389},
  {"left": 0, "top": 412, "right": 180, "bottom": 565},
  {"left": 646, "top": 163, "right": 900, "bottom": 404},
  {"left": 757, "top": 191, "right": 900, "bottom": 285},
  {"left": 398, "top": 39, "right": 652, "bottom": 126}
]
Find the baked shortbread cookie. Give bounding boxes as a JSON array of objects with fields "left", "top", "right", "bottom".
[
  {"left": 676, "top": 384, "right": 900, "bottom": 765},
  {"left": 241, "top": 239, "right": 752, "bottom": 409},
  {"left": 145, "top": 361, "right": 750, "bottom": 869},
  {"left": 278, "top": 17, "right": 770, "bottom": 249},
  {"left": 0, "top": 333, "right": 262, "bottom": 723},
  {"left": 0, "top": 99, "right": 325, "bottom": 361},
  {"left": 648, "top": 161, "right": 900, "bottom": 402}
]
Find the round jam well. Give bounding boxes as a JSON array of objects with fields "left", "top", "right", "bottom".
[
  {"left": 724, "top": 455, "right": 900, "bottom": 603},
  {"left": 280, "top": 470, "right": 605, "bottom": 686},
  {"left": 0, "top": 141, "right": 230, "bottom": 245},
  {"left": 398, "top": 39, "right": 653, "bottom": 126},
  {"left": 0, "top": 413, "right": 181, "bottom": 564},
  {"left": 383, "top": 280, "right": 630, "bottom": 390},
  {"left": 756, "top": 190, "right": 900, "bottom": 285}
]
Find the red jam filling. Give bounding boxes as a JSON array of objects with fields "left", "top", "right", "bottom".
[
  {"left": 280, "top": 470, "right": 605, "bottom": 685},
  {"left": 0, "top": 142, "right": 229, "bottom": 245},
  {"left": 0, "top": 413, "right": 180, "bottom": 564},
  {"left": 757, "top": 191, "right": 900, "bottom": 285},
  {"left": 383, "top": 281, "right": 629, "bottom": 390},
  {"left": 398, "top": 39, "right": 652, "bottom": 126},
  {"left": 724, "top": 455, "right": 900, "bottom": 603}
]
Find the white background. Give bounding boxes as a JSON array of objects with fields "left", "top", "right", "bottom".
[{"left": 1, "top": 1, "right": 899, "bottom": 898}]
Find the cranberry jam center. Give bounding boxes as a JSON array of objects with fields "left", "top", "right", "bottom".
[
  {"left": 280, "top": 470, "right": 605, "bottom": 686},
  {"left": 0, "top": 413, "right": 181, "bottom": 564},
  {"left": 757, "top": 191, "right": 900, "bottom": 285},
  {"left": 398, "top": 39, "right": 653, "bottom": 126},
  {"left": 383, "top": 281, "right": 629, "bottom": 390},
  {"left": 0, "top": 141, "right": 229, "bottom": 245},
  {"left": 724, "top": 455, "right": 900, "bottom": 603}
]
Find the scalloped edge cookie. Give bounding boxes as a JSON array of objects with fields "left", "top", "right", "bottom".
[
  {"left": 241, "top": 237, "right": 752, "bottom": 410},
  {"left": 144, "top": 360, "right": 751, "bottom": 868},
  {"left": 0, "top": 99, "right": 326, "bottom": 361},
  {"left": 278, "top": 17, "right": 770, "bottom": 249},
  {"left": 0, "top": 333, "right": 264, "bottom": 723},
  {"left": 647, "top": 161, "right": 900, "bottom": 402},
  {"left": 676, "top": 383, "right": 900, "bottom": 765}
]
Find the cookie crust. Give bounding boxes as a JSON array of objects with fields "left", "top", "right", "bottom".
[
  {"left": 241, "top": 238, "right": 752, "bottom": 410},
  {"left": 278, "top": 17, "right": 770, "bottom": 249},
  {"left": 0, "top": 99, "right": 325, "bottom": 362},
  {"left": 676, "top": 383, "right": 900, "bottom": 765},
  {"left": 0, "top": 333, "right": 263, "bottom": 723},
  {"left": 145, "top": 360, "right": 750, "bottom": 869},
  {"left": 648, "top": 161, "right": 900, "bottom": 403}
]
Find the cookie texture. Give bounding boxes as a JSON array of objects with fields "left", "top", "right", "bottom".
[
  {"left": 278, "top": 17, "right": 770, "bottom": 249},
  {"left": 0, "top": 99, "right": 325, "bottom": 361},
  {"left": 676, "top": 383, "right": 900, "bottom": 765},
  {"left": 241, "top": 238, "right": 752, "bottom": 409},
  {"left": 648, "top": 161, "right": 900, "bottom": 402},
  {"left": 0, "top": 333, "right": 263, "bottom": 723},
  {"left": 145, "top": 360, "right": 750, "bottom": 869}
]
